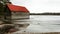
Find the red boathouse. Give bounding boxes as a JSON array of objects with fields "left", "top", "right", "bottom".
[{"left": 6, "top": 4, "right": 30, "bottom": 19}]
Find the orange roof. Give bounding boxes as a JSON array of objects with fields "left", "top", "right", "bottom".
[{"left": 7, "top": 4, "right": 29, "bottom": 13}]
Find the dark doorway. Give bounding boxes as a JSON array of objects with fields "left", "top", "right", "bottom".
[{"left": 3, "top": 5, "right": 12, "bottom": 24}]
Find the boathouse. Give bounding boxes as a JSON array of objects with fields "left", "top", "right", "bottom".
[{"left": 6, "top": 4, "right": 29, "bottom": 19}]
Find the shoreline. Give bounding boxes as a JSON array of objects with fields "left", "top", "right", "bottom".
[{"left": 12, "top": 32, "right": 60, "bottom": 34}]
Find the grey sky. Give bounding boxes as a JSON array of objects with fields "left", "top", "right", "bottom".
[{"left": 10, "top": 0, "right": 60, "bottom": 13}]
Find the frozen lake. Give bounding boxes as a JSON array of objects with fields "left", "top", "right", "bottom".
[{"left": 13, "top": 15, "right": 60, "bottom": 34}]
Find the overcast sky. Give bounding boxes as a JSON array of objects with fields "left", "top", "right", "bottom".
[{"left": 10, "top": 0, "right": 60, "bottom": 13}]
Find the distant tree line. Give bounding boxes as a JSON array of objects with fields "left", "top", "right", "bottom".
[{"left": 30, "top": 13, "right": 60, "bottom": 15}]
